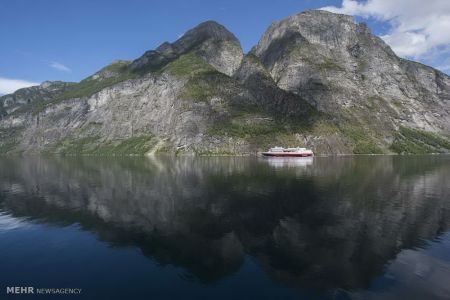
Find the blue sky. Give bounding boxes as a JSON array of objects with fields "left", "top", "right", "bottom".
[{"left": 1, "top": 0, "right": 449, "bottom": 94}]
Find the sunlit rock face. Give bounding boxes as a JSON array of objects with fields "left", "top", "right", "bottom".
[
  {"left": 1, "top": 156, "right": 450, "bottom": 290},
  {"left": 251, "top": 10, "right": 450, "bottom": 133},
  {"left": 130, "top": 21, "right": 244, "bottom": 76}
]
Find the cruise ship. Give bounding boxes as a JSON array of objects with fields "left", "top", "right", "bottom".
[{"left": 261, "top": 147, "right": 314, "bottom": 157}]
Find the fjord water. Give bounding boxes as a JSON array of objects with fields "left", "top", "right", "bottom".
[{"left": 0, "top": 156, "right": 449, "bottom": 300}]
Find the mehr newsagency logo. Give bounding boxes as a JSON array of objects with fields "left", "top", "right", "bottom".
[{"left": 6, "top": 286, "right": 82, "bottom": 296}]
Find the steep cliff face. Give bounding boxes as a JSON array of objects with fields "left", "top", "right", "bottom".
[
  {"left": 251, "top": 10, "right": 450, "bottom": 138},
  {"left": 1, "top": 10, "right": 450, "bottom": 155}
]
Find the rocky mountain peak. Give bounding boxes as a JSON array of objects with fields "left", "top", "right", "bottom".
[
  {"left": 89, "top": 60, "right": 131, "bottom": 81},
  {"left": 250, "top": 9, "right": 450, "bottom": 136},
  {"left": 39, "top": 80, "right": 71, "bottom": 90},
  {"left": 170, "top": 20, "right": 240, "bottom": 53},
  {"left": 40, "top": 81, "right": 53, "bottom": 89},
  {"left": 130, "top": 20, "right": 243, "bottom": 76},
  {"left": 251, "top": 9, "right": 376, "bottom": 70}
]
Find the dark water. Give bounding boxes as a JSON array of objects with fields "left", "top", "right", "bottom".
[{"left": 1, "top": 155, "right": 450, "bottom": 300}]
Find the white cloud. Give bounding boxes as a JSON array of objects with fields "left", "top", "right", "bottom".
[
  {"left": 321, "top": 0, "right": 450, "bottom": 59},
  {"left": 49, "top": 61, "right": 71, "bottom": 72},
  {"left": 0, "top": 77, "right": 39, "bottom": 95}
]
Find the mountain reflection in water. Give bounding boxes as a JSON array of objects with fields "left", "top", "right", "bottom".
[{"left": 0, "top": 155, "right": 449, "bottom": 299}]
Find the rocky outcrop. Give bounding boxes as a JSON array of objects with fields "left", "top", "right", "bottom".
[
  {"left": 130, "top": 21, "right": 243, "bottom": 76},
  {"left": 234, "top": 54, "right": 313, "bottom": 117},
  {"left": 1, "top": 10, "right": 450, "bottom": 155},
  {"left": 0, "top": 81, "right": 73, "bottom": 116}
]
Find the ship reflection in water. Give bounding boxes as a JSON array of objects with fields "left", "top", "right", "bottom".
[
  {"left": 1, "top": 155, "right": 450, "bottom": 299},
  {"left": 261, "top": 156, "right": 314, "bottom": 168}
]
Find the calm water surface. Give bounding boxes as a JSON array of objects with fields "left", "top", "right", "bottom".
[{"left": 0, "top": 155, "right": 450, "bottom": 299}]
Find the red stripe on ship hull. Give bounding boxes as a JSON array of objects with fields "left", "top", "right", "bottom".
[{"left": 262, "top": 153, "right": 313, "bottom": 157}]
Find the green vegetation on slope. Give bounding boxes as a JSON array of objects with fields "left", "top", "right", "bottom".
[
  {"left": 290, "top": 42, "right": 345, "bottom": 72},
  {"left": 207, "top": 111, "right": 341, "bottom": 150},
  {"left": 391, "top": 126, "right": 450, "bottom": 154},
  {"left": 339, "top": 125, "right": 383, "bottom": 154},
  {"left": 162, "top": 52, "right": 215, "bottom": 76},
  {"left": 208, "top": 121, "right": 298, "bottom": 150},
  {"left": 206, "top": 106, "right": 391, "bottom": 154},
  {"left": 0, "top": 105, "right": 6, "bottom": 117},
  {"left": 0, "top": 127, "right": 23, "bottom": 154},
  {"left": 162, "top": 52, "right": 234, "bottom": 102},
  {"left": 33, "top": 61, "right": 135, "bottom": 113},
  {"left": 0, "top": 141, "right": 19, "bottom": 154},
  {"left": 52, "top": 135, "right": 158, "bottom": 156},
  {"left": 28, "top": 53, "right": 221, "bottom": 114},
  {"left": 208, "top": 108, "right": 320, "bottom": 138},
  {"left": 182, "top": 72, "right": 233, "bottom": 102},
  {"left": 208, "top": 122, "right": 284, "bottom": 137}
]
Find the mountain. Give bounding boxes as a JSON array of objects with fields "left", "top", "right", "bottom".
[
  {"left": 1, "top": 10, "right": 450, "bottom": 155},
  {"left": 0, "top": 81, "right": 74, "bottom": 116},
  {"left": 129, "top": 20, "right": 243, "bottom": 76}
]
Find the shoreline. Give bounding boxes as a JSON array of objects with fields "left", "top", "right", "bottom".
[{"left": 1, "top": 152, "right": 450, "bottom": 158}]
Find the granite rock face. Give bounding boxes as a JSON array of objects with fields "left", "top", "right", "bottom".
[
  {"left": 1, "top": 10, "right": 450, "bottom": 155},
  {"left": 130, "top": 21, "right": 243, "bottom": 76},
  {"left": 251, "top": 10, "right": 450, "bottom": 134}
]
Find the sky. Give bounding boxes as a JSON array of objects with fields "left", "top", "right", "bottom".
[{"left": 1, "top": 0, "right": 450, "bottom": 94}]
